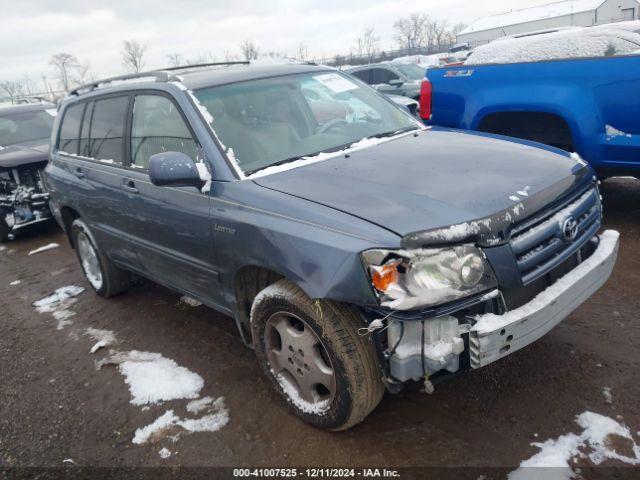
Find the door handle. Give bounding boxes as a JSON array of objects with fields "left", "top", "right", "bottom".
[
  {"left": 74, "top": 167, "right": 84, "bottom": 178},
  {"left": 122, "top": 179, "right": 139, "bottom": 194}
]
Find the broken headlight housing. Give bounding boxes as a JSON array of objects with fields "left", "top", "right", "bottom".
[{"left": 361, "top": 245, "right": 497, "bottom": 311}]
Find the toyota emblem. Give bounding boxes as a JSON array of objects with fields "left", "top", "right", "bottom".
[{"left": 562, "top": 217, "right": 579, "bottom": 241}]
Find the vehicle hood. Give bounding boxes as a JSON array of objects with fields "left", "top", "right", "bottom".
[
  {"left": 0, "top": 142, "right": 49, "bottom": 169},
  {"left": 253, "top": 129, "right": 592, "bottom": 244}
]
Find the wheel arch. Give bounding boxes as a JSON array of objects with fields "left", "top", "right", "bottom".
[
  {"left": 475, "top": 110, "right": 576, "bottom": 152},
  {"left": 60, "top": 205, "right": 81, "bottom": 248}
]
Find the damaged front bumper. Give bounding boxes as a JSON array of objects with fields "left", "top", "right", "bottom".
[
  {"left": 469, "top": 229, "right": 619, "bottom": 369},
  {"left": 385, "top": 230, "right": 619, "bottom": 382}
]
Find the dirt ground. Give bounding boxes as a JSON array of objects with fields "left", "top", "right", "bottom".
[{"left": 0, "top": 177, "right": 639, "bottom": 477}]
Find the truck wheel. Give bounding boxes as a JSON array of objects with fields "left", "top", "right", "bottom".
[
  {"left": 251, "top": 279, "right": 384, "bottom": 430},
  {"left": 71, "top": 219, "right": 131, "bottom": 297}
]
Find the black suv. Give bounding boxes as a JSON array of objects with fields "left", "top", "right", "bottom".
[{"left": 0, "top": 103, "right": 56, "bottom": 241}]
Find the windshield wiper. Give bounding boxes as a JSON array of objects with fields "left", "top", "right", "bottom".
[
  {"left": 371, "top": 126, "right": 419, "bottom": 139},
  {"left": 245, "top": 141, "right": 360, "bottom": 176}
]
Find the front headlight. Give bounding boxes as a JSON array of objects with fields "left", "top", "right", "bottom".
[{"left": 362, "top": 245, "right": 497, "bottom": 311}]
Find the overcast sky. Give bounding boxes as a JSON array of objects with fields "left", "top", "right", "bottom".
[{"left": 1, "top": 0, "right": 551, "bottom": 90}]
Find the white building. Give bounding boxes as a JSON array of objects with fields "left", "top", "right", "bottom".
[{"left": 458, "top": 0, "right": 640, "bottom": 47}]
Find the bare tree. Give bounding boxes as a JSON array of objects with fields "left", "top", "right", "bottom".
[
  {"left": 296, "top": 43, "right": 309, "bottom": 61},
  {"left": 122, "top": 40, "right": 147, "bottom": 73},
  {"left": 428, "top": 19, "right": 451, "bottom": 47},
  {"left": 0, "top": 80, "right": 25, "bottom": 103},
  {"left": 393, "top": 13, "right": 430, "bottom": 51},
  {"left": 167, "top": 53, "right": 185, "bottom": 67},
  {"left": 451, "top": 23, "right": 468, "bottom": 36},
  {"left": 49, "top": 53, "right": 79, "bottom": 92},
  {"left": 239, "top": 39, "right": 259, "bottom": 61},
  {"left": 224, "top": 50, "right": 238, "bottom": 62},
  {"left": 356, "top": 27, "right": 379, "bottom": 61},
  {"left": 77, "top": 61, "right": 94, "bottom": 85}
]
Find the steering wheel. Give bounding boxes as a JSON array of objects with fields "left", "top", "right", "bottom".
[{"left": 317, "top": 118, "right": 349, "bottom": 134}]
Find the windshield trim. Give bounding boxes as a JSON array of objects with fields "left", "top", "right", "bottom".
[{"left": 245, "top": 127, "right": 427, "bottom": 180}]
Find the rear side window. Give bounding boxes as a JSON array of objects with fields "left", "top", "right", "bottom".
[
  {"left": 88, "top": 96, "right": 128, "bottom": 164},
  {"left": 370, "top": 68, "right": 399, "bottom": 85},
  {"left": 130, "top": 94, "right": 198, "bottom": 169},
  {"left": 58, "top": 103, "right": 85, "bottom": 154},
  {"left": 351, "top": 69, "right": 371, "bottom": 83}
]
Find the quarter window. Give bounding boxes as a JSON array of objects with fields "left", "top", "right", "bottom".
[
  {"left": 88, "top": 96, "right": 128, "bottom": 164},
  {"left": 130, "top": 95, "right": 198, "bottom": 169},
  {"left": 58, "top": 103, "right": 85, "bottom": 154}
]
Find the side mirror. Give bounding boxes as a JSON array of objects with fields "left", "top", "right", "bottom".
[
  {"left": 148, "top": 152, "right": 202, "bottom": 188},
  {"left": 389, "top": 79, "right": 404, "bottom": 87}
]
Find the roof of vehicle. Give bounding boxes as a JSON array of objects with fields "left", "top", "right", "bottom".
[
  {"left": 0, "top": 102, "right": 54, "bottom": 116},
  {"left": 465, "top": 24, "right": 640, "bottom": 65},
  {"left": 345, "top": 63, "right": 397, "bottom": 72},
  {"left": 66, "top": 63, "right": 336, "bottom": 101},
  {"left": 179, "top": 63, "right": 333, "bottom": 90}
]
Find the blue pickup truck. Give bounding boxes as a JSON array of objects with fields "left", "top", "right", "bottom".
[{"left": 421, "top": 25, "right": 640, "bottom": 178}]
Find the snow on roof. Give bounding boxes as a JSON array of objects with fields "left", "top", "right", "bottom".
[
  {"left": 465, "top": 26, "right": 640, "bottom": 65},
  {"left": 460, "top": 0, "right": 605, "bottom": 34}
]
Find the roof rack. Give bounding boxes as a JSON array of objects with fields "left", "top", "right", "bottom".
[
  {"left": 68, "top": 70, "right": 181, "bottom": 96},
  {"left": 68, "top": 61, "right": 251, "bottom": 97},
  {"left": 161, "top": 61, "right": 250, "bottom": 72}
]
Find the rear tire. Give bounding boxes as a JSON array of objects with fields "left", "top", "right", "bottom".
[
  {"left": 71, "top": 219, "right": 131, "bottom": 297},
  {"left": 251, "top": 279, "right": 384, "bottom": 430}
]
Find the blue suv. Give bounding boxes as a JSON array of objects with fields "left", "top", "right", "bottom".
[{"left": 46, "top": 63, "right": 619, "bottom": 430}]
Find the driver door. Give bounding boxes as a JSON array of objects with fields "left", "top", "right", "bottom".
[{"left": 123, "top": 92, "right": 223, "bottom": 305}]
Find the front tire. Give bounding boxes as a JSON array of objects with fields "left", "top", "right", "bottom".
[
  {"left": 71, "top": 219, "right": 131, "bottom": 297},
  {"left": 251, "top": 279, "right": 384, "bottom": 430}
]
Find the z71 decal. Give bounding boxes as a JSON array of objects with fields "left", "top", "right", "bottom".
[{"left": 444, "top": 69, "right": 474, "bottom": 78}]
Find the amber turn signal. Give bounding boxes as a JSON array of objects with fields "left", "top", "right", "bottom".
[{"left": 371, "top": 260, "right": 401, "bottom": 292}]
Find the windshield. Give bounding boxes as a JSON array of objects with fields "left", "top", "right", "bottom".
[
  {"left": 0, "top": 109, "right": 54, "bottom": 146},
  {"left": 394, "top": 64, "right": 425, "bottom": 80},
  {"left": 193, "top": 71, "right": 419, "bottom": 176}
]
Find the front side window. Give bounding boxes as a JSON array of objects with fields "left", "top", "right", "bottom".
[
  {"left": 88, "top": 96, "right": 128, "bottom": 164},
  {"left": 58, "top": 104, "right": 85, "bottom": 154},
  {"left": 131, "top": 95, "right": 199, "bottom": 169},
  {"left": 193, "top": 71, "right": 418, "bottom": 176}
]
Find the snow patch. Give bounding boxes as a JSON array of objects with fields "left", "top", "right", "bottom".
[
  {"left": 275, "top": 372, "right": 331, "bottom": 415},
  {"left": 186, "top": 396, "right": 215, "bottom": 414},
  {"left": 178, "top": 296, "right": 202, "bottom": 307},
  {"left": 97, "top": 350, "right": 204, "bottom": 405},
  {"left": 509, "top": 411, "right": 640, "bottom": 479},
  {"left": 85, "top": 328, "right": 116, "bottom": 352},
  {"left": 605, "top": 125, "right": 632, "bottom": 138},
  {"left": 33, "top": 286, "right": 85, "bottom": 330},
  {"left": 28, "top": 243, "right": 59, "bottom": 255},
  {"left": 158, "top": 447, "right": 172, "bottom": 459},
  {"left": 133, "top": 398, "right": 229, "bottom": 444},
  {"left": 602, "top": 387, "right": 613, "bottom": 405},
  {"left": 9, "top": 280, "right": 21, "bottom": 286}
]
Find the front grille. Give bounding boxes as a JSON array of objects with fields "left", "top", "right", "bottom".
[{"left": 510, "top": 186, "right": 601, "bottom": 285}]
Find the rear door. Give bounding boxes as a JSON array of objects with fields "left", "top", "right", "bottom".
[
  {"left": 57, "top": 95, "right": 139, "bottom": 267},
  {"left": 122, "top": 92, "right": 223, "bottom": 304}
]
